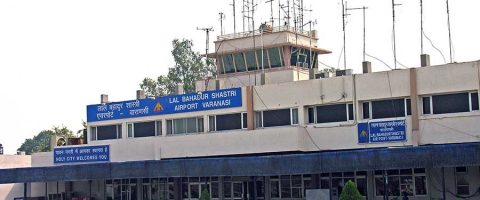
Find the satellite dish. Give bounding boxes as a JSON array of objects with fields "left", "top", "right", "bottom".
[{"left": 56, "top": 138, "right": 66, "bottom": 146}]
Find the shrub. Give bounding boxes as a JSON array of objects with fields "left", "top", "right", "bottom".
[
  {"left": 339, "top": 180, "right": 363, "bottom": 200},
  {"left": 199, "top": 189, "right": 211, "bottom": 200}
]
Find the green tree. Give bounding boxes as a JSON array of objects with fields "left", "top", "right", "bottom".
[
  {"left": 17, "top": 130, "right": 54, "bottom": 155},
  {"left": 339, "top": 180, "right": 363, "bottom": 200},
  {"left": 199, "top": 189, "right": 211, "bottom": 200},
  {"left": 17, "top": 126, "right": 75, "bottom": 155},
  {"left": 140, "top": 39, "right": 215, "bottom": 97}
]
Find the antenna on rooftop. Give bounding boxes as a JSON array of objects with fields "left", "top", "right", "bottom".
[
  {"left": 446, "top": 0, "right": 453, "bottom": 63},
  {"left": 266, "top": 0, "right": 275, "bottom": 26},
  {"left": 230, "top": 0, "right": 237, "bottom": 34},
  {"left": 420, "top": 0, "right": 424, "bottom": 55},
  {"left": 341, "top": 0, "right": 348, "bottom": 70},
  {"left": 347, "top": 6, "right": 369, "bottom": 62},
  {"left": 392, "top": 0, "right": 402, "bottom": 70},
  {"left": 196, "top": 27, "right": 214, "bottom": 68},
  {"left": 280, "top": 0, "right": 290, "bottom": 27},
  {"left": 219, "top": 12, "right": 225, "bottom": 35}
]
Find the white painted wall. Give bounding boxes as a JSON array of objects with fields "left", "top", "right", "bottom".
[{"left": 0, "top": 155, "right": 31, "bottom": 200}]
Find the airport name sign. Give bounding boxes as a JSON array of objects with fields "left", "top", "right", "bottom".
[{"left": 87, "top": 88, "right": 242, "bottom": 122}]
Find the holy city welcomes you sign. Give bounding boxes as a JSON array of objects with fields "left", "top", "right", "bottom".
[
  {"left": 357, "top": 119, "right": 407, "bottom": 144},
  {"left": 54, "top": 145, "right": 110, "bottom": 164},
  {"left": 87, "top": 88, "right": 242, "bottom": 122}
]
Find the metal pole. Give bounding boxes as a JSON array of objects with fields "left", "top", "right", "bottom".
[
  {"left": 442, "top": 167, "right": 446, "bottom": 200},
  {"left": 233, "top": 0, "right": 237, "bottom": 34},
  {"left": 342, "top": 0, "right": 347, "bottom": 70},
  {"left": 363, "top": 7, "right": 366, "bottom": 62},
  {"left": 45, "top": 182, "right": 48, "bottom": 200},
  {"left": 24, "top": 182, "right": 27, "bottom": 200},
  {"left": 446, "top": 0, "right": 453, "bottom": 63},
  {"left": 383, "top": 170, "right": 388, "bottom": 200},
  {"left": 392, "top": 0, "right": 398, "bottom": 70},
  {"left": 420, "top": 0, "right": 424, "bottom": 54},
  {"left": 309, "top": 21, "right": 312, "bottom": 68}
]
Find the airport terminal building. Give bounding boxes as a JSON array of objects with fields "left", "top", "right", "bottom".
[{"left": 1, "top": 26, "right": 480, "bottom": 200}]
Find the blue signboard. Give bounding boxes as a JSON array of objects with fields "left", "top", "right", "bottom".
[
  {"left": 358, "top": 119, "right": 407, "bottom": 144},
  {"left": 54, "top": 145, "right": 110, "bottom": 164},
  {"left": 87, "top": 88, "right": 242, "bottom": 122}
]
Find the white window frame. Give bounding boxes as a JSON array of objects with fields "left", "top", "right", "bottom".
[
  {"left": 455, "top": 166, "right": 470, "bottom": 196},
  {"left": 469, "top": 92, "right": 479, "bottom": 112},
  {"left": 421, "top": 96, "right": 433, "bottom": 115},
  {"left": 241, "top": 112, "right": 248, "bottom": 129},
  {"left": 127, "top": 121, "right": 162, "bottom": 138},
  {"left": 308, "top": 103, "right": 354, "bottom": 124},
  {"left": 256, "top": 108, "right": 298, "bottom": 128},
  {"left": 362, "top": 101, "right": 372, "bottom": 120},
  {"left": 90, "top": 127, "right": 97, "bottom": 141},
  {"left": 127, "top": 123, "right": 134, "bottom": 138},
  {"left": 290, "top": 108, "right": 299, "bottom": 125},
  {"left": 166, "top": 117, "right": 204, "bottom": 135}
]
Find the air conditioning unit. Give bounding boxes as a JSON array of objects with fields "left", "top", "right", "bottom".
[
  {"left": 315, "top": 72, "right": 331, "bottom": 79},
  {"left": 335, "top": 69, "right": 353, "bottom": 77}
]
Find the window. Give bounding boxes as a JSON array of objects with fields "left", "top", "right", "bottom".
[
  {"left": 256, "top": 49, "right": 270, "bottom": 69},
  {"left": 242, "top": 113, "right": 248, "bottom": 129},
  {"left": 319, "top": 172, "right": 367, "bottom": 197},
  {"left": 127, "top": 121, "right": 162, "bottom": 138},
  {"left": 258, "top": 108, "right": 297, "bottom": 128},
  {"left": 271, "top": 175, "right": 312, "bottom": 199},
  {"left": 364, "top": 98, "right": 410, "bottom": 119},
  {"left": 423, "top": 92, "right": 479, "bottom": 115},
  {"left": 291, "top": 47, "right": 315, "bottom": 68},
  {"left": 456, "top": 167, "right": 470, "bottom": 196},
  {"left": 245, "top": 50, "right": 258, "bottom": 71},
  {"left": 166, "top": 117, "right": 204, "bottom": 135},
  {"left": 223, "top": 54, "right": 235, "bottom": 73},
  {"left": 308, "top": 103, "right": 354, "bottom": 124},
  {"left": 209, "top": 113, "right": 246, "bottom": 132},
  {"left": 268, "top": 48, "right": 283, "bottom": 68},
  {"left": 91, "top": 124, "right": 122, "bottom": 141},
  {"left": 234, "top": 53, "right": 247, "bottom": 72},
  {"left": 375, "top": 169, "right": 427, "bottom": 197}
]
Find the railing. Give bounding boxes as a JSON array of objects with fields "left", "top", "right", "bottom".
[{"left": 217, "top": 25, "right": 313, "bottom": 41}]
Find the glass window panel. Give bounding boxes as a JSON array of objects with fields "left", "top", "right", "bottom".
[
  {"left": 216, "top": 113, "right": 242, "bottom": 131},
  {"left": 371, "top": 99, "right": 406, "bottom": 119},
  {"left": 211, "top": 182, "right": 219, "bottom": 198},
  {"left": 198, "top": 117, "right": 204, "bottom": 132},
  {"left": 223, "top": 54, "right": 236, "bottom": 73},
  {"left": 423, "top": 97, "right": 431, "bottom": 114},
  {"left": 127, "top": 123, "right": 133, "bottom": 138},
  {"left": 186, "top": 117, "right": 198, "bottom": 133},
  {"left": 388, "top": 176, "right": 400, "bottom": 196},
  {"left": 242, "top": 113, "right": 248, "bottom": 129},
  {"left": 190, "top": 184, "right": 200, "bottom": 198},
  {"left": 363, "top": 102, "right": 370, "bottom": 119},
  {"left": 233, "top": 182, "right": 243, "bottom": 198},
  {"left": 375, "top": 177, "right": 385, "bottom": 196},
  {"left": 291, "top": 47, "right": 299, "bottom": 66},
  {"left": 457, "top": 186, "right": 470, "bottom": 195},
  {"left": 174, "top": 119, "right": 186, "bottom": 134},
  {"left": 245, "top": 51, "right": 258, "bottom": 71},
  {"left": 348, "top": 104, "right": 354, "bottom": 120},
  {"left": 134, "top": 121, "right": 156, "bottom": 138},
  {"left": 316, "top": 104, "right": 348, "bottom": 123},
  {"left": 156, "top": 121, "right": 162, "bottom": 136},
  {"left": 307, "top": 107, "right": 315, "bottom": 124},
  {"left": 255, "top": 111, "right": 263, "bottom": 128},
  {"left": 471, "top": 92, "right": 479, "bottom": 111},
  {"left": 406, "top": 99, "right": 412, "bottom": 115},
  {"left": 97, "top": 125, "right": 119, "bottom": 140},
  {"left": 280, "top": 176, "right": 291, "bottom": 198},
  {"left": 224, "top": 182, "right": 232, "bottom": 198},
  {"left": 167, "top": 120, "right": 173, "bottom": 135},
  {"left": 291, "top": 108, "right": 299, "bottom": 125},
  {"left": 320, "top": 179, "right": 330, "bottom": 189},
  {"left": 268, "top": 48, "right": 282, "bottom": 68},
  {"left": 356, "top": 178, "right": 367, "bottom": 196},
  {"left": 263, "top": 109, "right": 291, "bottom": 127},
  {"left": 400, "top": 176, "right": 414, "bottom": 196},
  {"left": 271, "top": 180, "right": 280, "bottom": 198},
  {"left": 256, "top": 180, "right": 265, "bottom": 198},
  {"left": 209, "top": 116, "right": 216, "bottom": 132},
  {"left": 432, "top": 93, "right": 470, "bottom": 114},
  {"left": 415, "top": 176, "right": 427, "bottom": 195},
  {"left": 218, "top": 56, "right": 225, "bottom": 74},
  {"left": 256, "top": 49, "right": 270, "bottom": 69},
  {"left": 234, "top": 53, "right": 247, "bottom": 72}
]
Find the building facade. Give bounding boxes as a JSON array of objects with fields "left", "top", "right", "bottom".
[{"left": 1, "top": 26, "right": 480, "bottom": 200}]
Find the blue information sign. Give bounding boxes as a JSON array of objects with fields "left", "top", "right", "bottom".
[
  {"left": 358, "top": 119, "right": 407, "bottom": 144},
  {"left": 87, "top": 88, "right": 242, "bottom": 122},
  {"left": 54, "top": 145, "right": 110, "bottom": 164}
]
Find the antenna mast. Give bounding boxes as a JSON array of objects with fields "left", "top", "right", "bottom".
[
  {"left": 231, "top": 0, "right": 237, "bottom": 34},
  {"left": 446, "top": 0, "right": 453, "bottom": 63},
  {"left": 420, "top": 0, "right": 424, "bottom": 55},
  {"left": 341, "top": 0, "right": 348, "bottom": 70},
  {"left": 392, "top": 0, "right": 401, "bottom": 70},
  {"left": 197, "top": 27, "right": 214, "bottom": 68},
  {"left": 266, "top": 0, "right": 275, "bottom": 26},
  {"left": 219, "top": 12, "right": 225, "bottom": 35},
  {"left": 347, "top": 6, "right": 369, "bottom": 62}
]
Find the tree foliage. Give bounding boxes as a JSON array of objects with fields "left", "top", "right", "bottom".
[
  {"left": 17, "top": 125, "right": 75, "bottom": 155},
  {"left": 140, "top": 39, "right": 215, "bottom": 97},
  {"left": 339, "top": 180, "right": 363, "bottom": 200},
  {"left": 199, "top": 189, "right": 211, "bottom": 200}
]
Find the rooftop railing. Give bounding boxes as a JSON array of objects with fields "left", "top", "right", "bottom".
[{"left": 216, "top": 26, "right": 313, "bottom": 41}]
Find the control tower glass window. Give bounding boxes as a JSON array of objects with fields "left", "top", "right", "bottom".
[
  {"left": 223, "top": 54, "right": 235, "bottom": 73},
  {"left": 268, "top": 48, "right": 283, "bottom": 68},
  {"left": 245, "top": 51, "right": 258, "bottom": 71},
  {"left": 256, "top": 49, "right": 270, "bottom": 69},
  {"left": 234, "top": 53, "right": 247, "bottom": 72}
]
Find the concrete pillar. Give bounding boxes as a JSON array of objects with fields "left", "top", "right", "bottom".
[
  {"left": 174, "top": 178, "right": 182, "bottom": 200},
  {"left": 410, "top": 68, "right": 420, "bottom": 146},
  {"left": 215, "top": 79, "right": 221, "bottom": 90},
  {"left": 264, "top": 176, "right": 271, "bottom": 200},
  {"left": 100, "top": 94, "right": 109, "bottom": 104},
  {"left": 260, "top": 73, "right": 266, "bottom": 85},
  {"left": 309, "top": 68, "right": 315, "bottom": 80},
  {"left": 246, "top": 86, "right": 255, "bottom": 130},
  {"left": 219, "top": 177, "right": 225, "bottom": 200},
  {"left": 24, "top": 183, "right": 27, "bottom": 200},
  {"left": 136, "top": 90, "right": 146, "bottom": 99},
  {"left": 421, "top": 54, "right": 430, "bottom": 67},
  {"left": 362, "top": 61, "right": 372, "bottom": 73}
]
